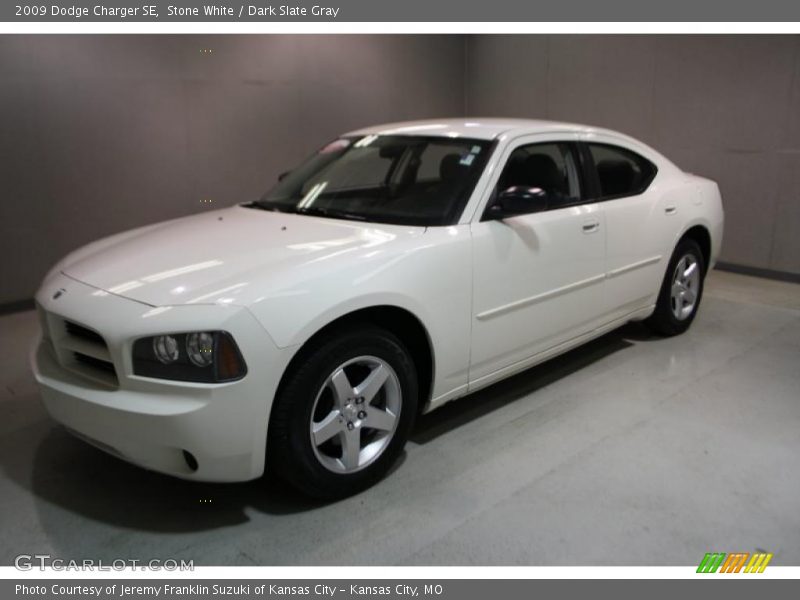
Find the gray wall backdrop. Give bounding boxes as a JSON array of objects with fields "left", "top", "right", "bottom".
[
  {"left": 1, "top": 35, "right": 799, "bottom": 306},
  {"left": 466, "top": 34, "right": 800, "bottom": 277},
  {"left": 0, "top": 35, "right": 465, "bottom": 305}
]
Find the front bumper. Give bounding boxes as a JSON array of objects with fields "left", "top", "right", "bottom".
[{"left": 30, "top": 273, "right": 293, "bottom": 482}]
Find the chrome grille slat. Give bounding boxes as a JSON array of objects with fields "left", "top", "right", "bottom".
[
  {"left": 59, "top": 335, "right": 112, "bottom": 362},
  {"left": 64, "top": 320, "right": 106, "bottom": 345},
  {"left": 73, "top": 352, "right": 117, "bottom": 375}
]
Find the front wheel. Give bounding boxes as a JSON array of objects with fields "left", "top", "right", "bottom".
[
  {"left": 646, "top": 238, "right": 706, "bottom": 336},
  {"left": 267, "top": 326, "right": 418, "bottom": 499}
]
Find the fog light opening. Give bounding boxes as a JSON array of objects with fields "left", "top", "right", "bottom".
[{"left": 182, "top": 450, "right": 198, "bottom": 472}]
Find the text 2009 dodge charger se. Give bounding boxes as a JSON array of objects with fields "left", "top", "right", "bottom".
[{"left": 31, "top": 119, "right": 724, "bottom": 498}]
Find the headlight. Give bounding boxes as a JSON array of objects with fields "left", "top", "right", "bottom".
[{"left": 132, "top": 331, "right": 247, "bottom": 383}]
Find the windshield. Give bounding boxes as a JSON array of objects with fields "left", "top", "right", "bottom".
[{"left": 253, "top": 135, "right": 493, "bottom": 226}]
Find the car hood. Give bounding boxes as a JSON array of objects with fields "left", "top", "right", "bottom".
[{"left": 60, "top": 205, "right": 425, "bottom": 307}]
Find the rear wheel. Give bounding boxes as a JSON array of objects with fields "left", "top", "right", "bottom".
[
  {"left": 646, "top": 238, "right": 705, "bottom": 336},
  {"left": 268, "top": 326, "right": 417, "bottom": 499}
]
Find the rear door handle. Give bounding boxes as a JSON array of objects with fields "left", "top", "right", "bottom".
[
  {"left": 582, "top": 220, "right": 600, "bottom": 233},
  {"left": 665, "top": 205, "right": 677, "bottom": 215}
]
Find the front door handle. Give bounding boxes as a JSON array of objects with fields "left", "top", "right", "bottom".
[
  {"left": 665, "top": 205, "right": 677, "bottom": 215},
  {"left": 582, "top": 220, "right": 600, "bottom": 234}
]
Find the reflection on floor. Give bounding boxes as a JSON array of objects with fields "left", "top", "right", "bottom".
[{"left": 0, "top": 269, "right": 798, "bottom": 565}]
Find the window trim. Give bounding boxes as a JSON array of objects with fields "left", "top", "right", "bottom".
[
  {"left": 479, "top": 139, "right": 589, "bottom": 221},
  {"left": 581, "top": 141, "right": 658, "bottom": 202}
]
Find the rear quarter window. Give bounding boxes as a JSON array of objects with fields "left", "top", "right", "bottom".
[{"left": 588, "top": 143, "right": 657, "bottom": 199}]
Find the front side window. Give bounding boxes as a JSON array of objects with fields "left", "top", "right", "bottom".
[
  {"left": 587, "top": 143, "right": 657, "bottom": 199},
  {"left": 253, "top": 135, "right": 492, "bottom": 226},
  {"left": 494, "top": 141, "right": 582, "bottom": 210}
]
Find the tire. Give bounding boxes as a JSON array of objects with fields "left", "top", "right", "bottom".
[
  {"left": 646, "top": 237, "right": 706, "bottom": 336},
  {"left": 267, "top": 325, "right": 418, "bottom": 500}
]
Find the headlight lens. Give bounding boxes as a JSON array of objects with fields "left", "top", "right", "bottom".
[
  {"left": 132, "top": 331, "right": 246, "bottom": 383},
  {"left": 186, "top": 332, "right": 214, "bottom": 367},
  {"left": 152, "top": 335, "right": 179, "bottom": 364}
]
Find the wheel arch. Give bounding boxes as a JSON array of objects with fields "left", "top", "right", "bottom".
[
  {"left": 678, "top": 224, "right": 712, "bottom": 274},
  {"left": 274, "top": 305, "right": 435, "bottom": 415}
]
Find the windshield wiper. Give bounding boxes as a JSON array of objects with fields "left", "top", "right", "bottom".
[
  {"left": 295, "top": 206, "right": 367, "bottom": 221},
  {"left": 246, "top": 201, "right": 368, "bottom": 222},
  {"left": 245, "top": 201, "right": 286, "bottom": 212}
]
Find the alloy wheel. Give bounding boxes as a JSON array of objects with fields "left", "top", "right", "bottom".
[
  {"left": 309, "top": 355, "right": 402, "bottom": 473},
  {"left": 670, "top": 253, "right": 700, "bottom": 321}
]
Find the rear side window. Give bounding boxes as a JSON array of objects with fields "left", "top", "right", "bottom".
[{"left": 587, "top": 143, "right": 657, "bottom": 199}]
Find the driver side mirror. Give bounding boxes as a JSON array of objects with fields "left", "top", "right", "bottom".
[{"left": 487, "top": 186, "right": 549, "bottom": 219}]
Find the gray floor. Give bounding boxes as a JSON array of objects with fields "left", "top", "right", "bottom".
[{"left": 1, "top": 270, "right": 798, "bottom": 566}]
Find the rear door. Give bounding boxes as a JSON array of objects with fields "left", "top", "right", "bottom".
[{"left": 580, "top": 138, "right": 675, "bottom": 320}]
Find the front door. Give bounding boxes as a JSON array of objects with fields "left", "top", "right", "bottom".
[{"left": 469, "top": 137, "right": 607, "bottom": 387}]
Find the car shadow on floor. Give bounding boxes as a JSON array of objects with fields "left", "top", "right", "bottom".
[
  {"left": 19, "top": 322, "right": 653, "bottom": 534},
  {"left": 411, "top": 322, "right": 646, "bottom": 444}
]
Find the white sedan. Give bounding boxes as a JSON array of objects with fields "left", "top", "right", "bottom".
[{"left": 31, "top": 119, "right": 724, "bottom": 498}]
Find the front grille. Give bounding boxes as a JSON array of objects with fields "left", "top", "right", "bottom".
[
  {"left": 43, "top": 315, "right": 120, "bottom": 388},
  {"left": 65, "top": 320, "right": 105, "bottom": 345}
]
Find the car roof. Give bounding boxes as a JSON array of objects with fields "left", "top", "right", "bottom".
[{"left": 344, "top": 118, "right": 619, "bottom": 141}]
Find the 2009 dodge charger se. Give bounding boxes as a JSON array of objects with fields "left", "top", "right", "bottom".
[{"left": 31, "top": 119, "right": 724, "bottom": 498}]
